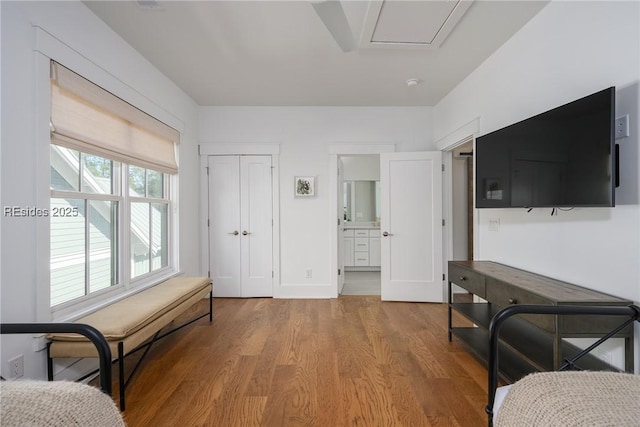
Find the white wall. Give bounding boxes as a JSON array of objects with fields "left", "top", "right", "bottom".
[
  {"left": 199, "top": 107, "right": 433, "bottom": 297},
  {"left": 434, "top": 0, "right": 640, "bottom": 371},
  {"left": 0, "top": 2, "right": 199, "bottom": 380},
  {"left": 342, "top": 155, "right": 380, "bottom": 181}
]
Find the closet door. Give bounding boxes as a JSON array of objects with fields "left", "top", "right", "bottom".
[
  {"left": 208, "top": 155, "right": 273, "bottom": 297},
  {"left": 239, "top": 156, "right": 273, "bottom": 297},
  {"left": 208, "top": 156, "right": 242, "bottom": 297}
]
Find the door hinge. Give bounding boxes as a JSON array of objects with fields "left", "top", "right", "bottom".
[
  {"left": 442, "top": 164, "right": 445, "bottom": 172},
  {"left": 338, "top": 268, "right": 341, "bottom": 276},
  {"left": 338, "top": 218, "right": 341, "bottom": 225},
  {"left": 272, "top": 270, "right": 274, "bottom": 278},
  {"left": 206, "top": 166, "right": 209, "bottom": 175},
  {"left": 442, "top": 273, "right": 446, "bottom": 281},
  {"left": 442, "top": 219, "right": 445, "bottom": 226},
  {"left": 207, "top": 219, "right": 210, "bottom": 227},
  {"left": 208, "top": 270, "right": 211, "bottom": 278}
]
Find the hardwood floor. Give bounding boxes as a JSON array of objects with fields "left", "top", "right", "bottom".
[{"left": 115, "top": 297, "right": 488, "bottom": 426}]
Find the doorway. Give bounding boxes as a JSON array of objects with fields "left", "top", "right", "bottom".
[
  {"left": 339, "top": 155, "right": 381, "bottom": 296},
  {"left": 451, "top": 142, "right": 474, "bottom": 261}
]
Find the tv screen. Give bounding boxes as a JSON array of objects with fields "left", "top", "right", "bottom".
[{"left": 475, "top": 87, "right": 616, "bottom": 208}]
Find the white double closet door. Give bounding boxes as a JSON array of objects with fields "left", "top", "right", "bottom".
[{"left": 208, "top": 155, "right": 273, "bottom": 297}]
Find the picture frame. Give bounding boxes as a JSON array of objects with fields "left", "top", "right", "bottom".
[{"left": 294, "top": 176, "right": 315, "bottom": 198}]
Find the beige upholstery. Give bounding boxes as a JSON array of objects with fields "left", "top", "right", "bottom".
[
  {"left": 0, "top": 381, "right": 126, "bottom": 426},
  {"left": 49, "top": 277, "right": 211, "bottom": 358},
  {"left": 495, "top": 371, "right": 640, "bottom": 427}
]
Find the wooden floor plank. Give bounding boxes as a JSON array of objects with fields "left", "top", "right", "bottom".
[{"left": 111, "top": 297, "right": 488, "bottom": 426}]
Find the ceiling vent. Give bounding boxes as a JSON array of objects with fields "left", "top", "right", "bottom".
[{"left": 360, "top": 0, "right": 473, "bottom": 50}]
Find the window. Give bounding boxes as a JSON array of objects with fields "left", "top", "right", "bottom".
[
  {"left": 50, "top": 147, "right": 119, "bottom": 306},
  {"left": 129, "top": 166, "right": 169, "bottom": 278},
  {"left": 49, "top": 61, "right": 179, "bottom": 309}
]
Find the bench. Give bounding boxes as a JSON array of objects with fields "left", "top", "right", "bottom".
[{"left": 47, "top": 276, "right": 212, "bottom": 410}]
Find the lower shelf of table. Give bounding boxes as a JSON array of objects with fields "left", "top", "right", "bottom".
[
  {"left": 450, "top": 304, "right": 622, "bottom": 382},
  {"left": 450, "top": 327, "right": 539, "bottom": 383}
]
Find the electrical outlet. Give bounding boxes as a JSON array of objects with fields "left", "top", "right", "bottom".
[
  {"left": 488, "top": 218, "right": 500, "bottom": 231},
  {"left": 8, "top": 355, "right": 24, "bottom": 378},
  {"left": 615, "top": 115, "right": 629, "bottom": 139},
  {"left": 305, "top": 269, "right": 312, "bottom": 279}
]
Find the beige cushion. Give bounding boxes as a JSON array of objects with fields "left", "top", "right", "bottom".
[
  {"left": 49, "top": 284, "right": 210, "bottom": 357},
  {"left": 495, "top": 371, "right": 640, "bottom": 427},
  {"left": 49, "top": 277, "right": 211, "bottom": 342}
]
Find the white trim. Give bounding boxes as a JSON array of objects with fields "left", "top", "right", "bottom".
[
  {"left": 34, "top": 26, "right": 185, "bottom": 134},
  {"left": 436, "top": 117, "right": 480, "bottom": 151},
  {"left": 329, "top": 143, "right": 395, "bottom": 155},
  {"left": 199, "top": 143, "right": 280, "bottom": 155},
  {"left": 437, "top": 124, "right": 479, "bottom": 281},
  {"left": 35, "top": 51, "right": 53, "bottom": 322},
  {"left": 329, "top": 144, "right": 396, "bottom": 298}
]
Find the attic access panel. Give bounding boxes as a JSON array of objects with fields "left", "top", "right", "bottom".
[{"left": 360, "top": 0, "right": 473, "bottom": 49}]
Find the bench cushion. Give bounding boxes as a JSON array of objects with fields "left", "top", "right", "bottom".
[{"left": 49, "top": 277, "right": 211, "bottom": 342}]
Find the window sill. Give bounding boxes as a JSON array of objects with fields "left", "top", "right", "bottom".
[{"left": 51, "top": 269, "right": 183, "bottom": 322}]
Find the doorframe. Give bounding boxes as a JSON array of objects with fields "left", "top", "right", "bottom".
[
  {"left": 329, "top": 144, "right": 395, "bottom": 297},
  {"left": 199, "top": 143, "right": 280, "bottom": 295},
  {"left": 436, "top": 118, "right": 480, "bottom": 275}
]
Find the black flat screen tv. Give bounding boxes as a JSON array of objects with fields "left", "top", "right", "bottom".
[{"left": 475, "top": 87, "right": 616, "bottom": 208}]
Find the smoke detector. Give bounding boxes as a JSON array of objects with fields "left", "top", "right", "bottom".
[{"left": 137, "top": 1, "right": 164, "bottom": 10}]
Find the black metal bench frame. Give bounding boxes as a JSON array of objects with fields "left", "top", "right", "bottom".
[
  {"left": 1, "top": 323, "right": 112, "bottom": 395},
  {"left": 485, "top": 303, "right": 640, "bottom": 426},
  {"left": 46, "top": 289, "right": 212, "bottom": 411}
]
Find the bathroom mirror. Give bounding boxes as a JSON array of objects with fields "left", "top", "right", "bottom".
[{"left": 344, "top": 180, "right": 380, "bottom": 223}]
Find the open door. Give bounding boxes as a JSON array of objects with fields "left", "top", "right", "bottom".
[
  {"left": 380, "top": 152, "right": 443, "bottom": 302},
  {"left": 337, "top": 157, "right": 346, "bottom": 293}
]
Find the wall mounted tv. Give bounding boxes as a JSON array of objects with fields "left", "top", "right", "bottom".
[{"left": 476, "top": 87, "right": 617, "bottom": 208}]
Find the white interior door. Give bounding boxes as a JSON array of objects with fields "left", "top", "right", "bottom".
[
  {"left": 380, "top": 151, "right": 443, "bottom": 302},
  {"left": 208, "top": 156, "right": 241, "bottom": 297},
  {"left": 240, "top": 156, "right": 273, "bottom": 297},
  {"left": 337, "top": 157, "right": 345, "bottom": 293},
  {"left": 208, "top": 155, "right": 273, "bottom": 297}
]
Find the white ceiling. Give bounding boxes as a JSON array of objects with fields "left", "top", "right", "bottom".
[{"left": 84, "top": 1, "right": 548, "bottom": 106}]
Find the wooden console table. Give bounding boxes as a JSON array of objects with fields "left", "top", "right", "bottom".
[{"left": 448, "top": 261, "right": 634, "bottom": 382}]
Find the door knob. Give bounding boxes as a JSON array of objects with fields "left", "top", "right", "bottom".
[
  {"left": 242, "top": 230, "right": 252, "bottom": 236},
  {"left": 382, "top": 231, "right": 393, "bottom": 237},
  {"left": 228, "top": 230, "right": 239, "bottom": 236}
]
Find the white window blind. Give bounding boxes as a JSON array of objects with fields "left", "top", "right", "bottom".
[{"left": 50, "top": 61, "right": 179, "bottom": 174}]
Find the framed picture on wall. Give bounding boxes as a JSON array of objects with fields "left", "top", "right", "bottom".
[{"left": 294, "top": 176, "right": 315, "bottom": 198}]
